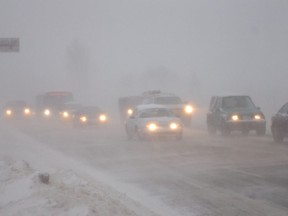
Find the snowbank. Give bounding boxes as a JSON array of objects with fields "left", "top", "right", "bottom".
[{"left": 0, "top": 123, "right": 159, "bottom": 216}]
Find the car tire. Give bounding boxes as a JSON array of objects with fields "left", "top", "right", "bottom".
[
  {"left": 221, "top": 124, "right": 230, "bottom": 136},
  {"left": 272, "top": 126, "right": 284, "bottom": 143},
  {"left": 134, "top": 127, "right": 144, "bottom": 141},
  {"left": 125, "top": 126, "right": 132, "bottom": 140}
]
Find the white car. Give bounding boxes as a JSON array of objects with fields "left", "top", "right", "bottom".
[{"left": 125, "top": 104, "right": 183, "bottom": 140}]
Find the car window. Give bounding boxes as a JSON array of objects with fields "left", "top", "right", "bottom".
[
  {"left": 6, "top": 101, "right": 27, "bottom": 108},
  {"left": 209, "top": 97, "right": 217, "bottom": 111},
  {"left": 222, "top": 96, "right": 256, "bottom": 110},
  {"left": 139, "top": 108, "right": 173, "bottom": 118},
  {"left": 279, "top": 103, "right": 288, "bottom": 114}
]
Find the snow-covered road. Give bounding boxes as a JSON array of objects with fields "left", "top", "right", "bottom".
[{"left": 2, "top": 119, "right": 288, "bottom": 216}]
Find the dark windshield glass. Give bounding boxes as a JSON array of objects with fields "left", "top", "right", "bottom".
[
  {"left": 80, "top": 107, "right": 101, "bottom": 114},
  {"left": 6, "top": 101, "right": 27, "bottom": 108},
  {"left": 139, "top": 108, "right": 173, "bottom": 118},
  {"left": 155, "top": 97, "right": 182, "bottom": 105},
  {"left": 222, "top": 96, "right": 256, "bottom": 110}
]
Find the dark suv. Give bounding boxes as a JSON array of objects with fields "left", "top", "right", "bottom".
[
  {"left": 207, "top": 95, "right": 266, "bottom": 136},
  {"left": 271, "top": 102, "right": 288, "bottom": 142}
]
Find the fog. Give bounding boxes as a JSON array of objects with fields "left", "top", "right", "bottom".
[{"left": 1, "top": 0, "right": 288, "bottom": 121}]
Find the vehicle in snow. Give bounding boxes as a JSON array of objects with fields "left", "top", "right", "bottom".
[
  {"left": 142, "top": 90, "right": 194, "bottom": 127},
  {"left": 125, "top": 104, "right": 183, "bottom": 141},
  {"left": 59, "top": 102, "right": 82, "bottom": 121},
  {"left": 3, "top": 100, "right": 33, "bottom": 119},
  {"left": 118, "top": 96, "right": 144, "bottom": 123},
  {"left": 271, "top": 102, "right": 288, "bottom": 142},
  {"left": 35, "top": 91, "right": 74, "bottom": 118},
  {"left": 73, "top": 106, "right": 108, "bottom": 128},
  {"left": 206, "top": 95, "right": 266, "bottom": 136}
]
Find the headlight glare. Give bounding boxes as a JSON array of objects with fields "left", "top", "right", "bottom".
[
  {"left": 170, "top": 122, "right": 179, "bottom": 130},
  {"left": 184, "top": 105, "right": 193, "bottom": 114},
  {"left": 63, "top": 111, "right": 69, "bottom": 118},
  {"left": 44, "top": 109, "right": 51, "bottom": 116},
  {"left": 80, "top": 116, "right": 87, "bottom": 122},
  {"left": 99, "top": 114, "right": 107, "bottom": 122},
  {"left": 231, "top": 115, "right": 239, "bottom": 121},
  {"left": 127, "top": 109, "right": 133, "bottom": 116},
  {"left": 254, "top": 114, "right": 261, "bottom": 120},
  {"left": 6, "top": 109, "right": 12, "bottom": 116},
  {"left": 147, "top": 123, "right": 158, "bottom": 131},
  {"left": 24, "top": 108, "right": 31, "bottom": 115}
]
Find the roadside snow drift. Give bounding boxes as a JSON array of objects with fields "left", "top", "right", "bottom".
[{"left": 0, "top": 123, "right": 158, "bottom": 216}]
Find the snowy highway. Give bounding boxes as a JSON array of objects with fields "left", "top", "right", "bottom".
[{"left": 2, "top": 119, "right": 288, "bottom": 216}]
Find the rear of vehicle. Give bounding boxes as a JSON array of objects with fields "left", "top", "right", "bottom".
[
  {"left": 207, "top": 95, "right": 266, "bottom": 136},
  {"left": 271, "top": 102, "right": 288, "bottom": 142},
  {"left": 73, "top": 106, "right": 108, "bottom": 128},
  {"left": 59, "top": 102, "right": 81, "bottom": 121},
  {"left": 3, "top": 100, "right": 33, "bottom": 119},
  {"left": 125, "top": 105, "right": 183, "bottom": 140}
]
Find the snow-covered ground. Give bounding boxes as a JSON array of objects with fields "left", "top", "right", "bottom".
[{"left": 0, "top": 123, "right": 162, "bottom": 216}]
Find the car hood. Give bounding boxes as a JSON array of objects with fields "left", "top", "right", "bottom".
[{"left": 158, "top": 104, "right": 183, "bottom": 109}]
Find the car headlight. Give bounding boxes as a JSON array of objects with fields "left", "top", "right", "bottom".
[
  {"left": 127, "top": 109, "right": 133, "bottom": 116},
  {"left": 254, "top": 114, "right": 262, "bottom": 120},
  {"left": 44, "top": 109, "right": 51, "bottom": 116},
  {"left": 62, "top": 111, "right": 69, "bottom": 118},
  {"left": 170, "top": 122, "right": 180, "bottom": 130},
  {"left": 24, "top": 108, "right": 31, "bottom": 115},
  {"left": 80, "top": 116, "right": 87, "bottom": 122},
  {"left": 184, "top": 105, "right": 194, "bottom": 114},
  {"left": 146, "top": 123, "right": 158, "bottom": 131},
  {"left": 231, "top": 115, "right": 239, "bottom": 121},
  {"left": 6, "top": 109, "right": 12, "bottom": 116},
  {"left": 99, "top": 114, "right": 107, "bottom": 122}
]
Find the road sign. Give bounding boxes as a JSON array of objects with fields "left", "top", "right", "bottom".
[{"left": 0, "top": 38, "right": 19, "bottom": 52}]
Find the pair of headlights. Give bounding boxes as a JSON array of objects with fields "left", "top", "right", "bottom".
[
  {"left": 146, "top": 122, "right": 180, "bottom": 131},
  {"left": 80, "top": 114, "right": 107, "bottom": 123},
  {"left": 5, "top": 108, "right": 31, "bottom": 116},
  {"left": 230, "top": 114, "right": 263, "bottom": 121}
]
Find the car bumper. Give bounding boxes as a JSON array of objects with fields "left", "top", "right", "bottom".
[
  {"left": 139, "top": 127, "right": 183, "bottom": 137},
  {"left": 225, "top": 120, "right": 266, "bottom": 131}
]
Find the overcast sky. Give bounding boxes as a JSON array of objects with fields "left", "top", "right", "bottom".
[{"left": 0, "top": 0, "right": 288, "bottom": 118}]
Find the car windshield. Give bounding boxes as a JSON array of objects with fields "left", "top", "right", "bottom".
[
  {"left": 155, "top": 96, "right": 182, "bottom": 105},
  {"left": 6, "top": 100, "right": 27, "bottom": 108},
  {"left": 139, "top": 108, "right": 173, "bottom": 118},
  {"left": 80, "top": 107, "right": 101, "bottom": 114},
  {"left": 222, "top": 96, "right": 256, "bottom": 110}
]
